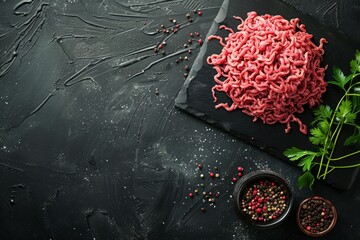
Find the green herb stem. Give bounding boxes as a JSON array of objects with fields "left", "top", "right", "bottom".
[
  {"left": 314, "top": 161, "right": 360, "bottom": 169},
  {"left": 318, "top": 167, "right": 335, "bottom": 179},
  {"left": 324, "top": 122, "right": 343, "bottom": 179},
  {"left": 329, "top": 149, "right": 360, "bottom": 160},
  {"left": 327, "top": 163, "right": 360, "bottom": 169},
  {"left": 317, "top": 93, "right": 346, "bottom": 178}
]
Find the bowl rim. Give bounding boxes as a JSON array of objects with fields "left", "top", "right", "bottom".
[
  {"left": 233, "top": 170, "right": 293, "bottom": 229},
  {"left": 296, "top": 195, "right": 337, "bottom": 237}
]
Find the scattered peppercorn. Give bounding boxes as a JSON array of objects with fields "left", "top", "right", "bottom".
[
  {"left": 184, "top": 56, "right": 189, "bottom": 61},
  {"left": 198, "top": 39, "right": 203, "bottom": 45},
  {"left": 237, "top": 167, "right": 244, "bottom": 172},
  {"left": 201, "top": 207, "right": 206, "bottom": 212},
  {"left": 187, "top": 162, "right": 227, "bottom": 211},
  {"left": 197, "top": 11, "right": 203, "bottom": 16},
  {"left": 184, "top": 65, "right": 189, "bottom": 71},
  {"left": 238, "top": 172, "right": 242, "bottom": 177},
  {"left": 232, "top": 177, "right": 237, "bottom": 183}
]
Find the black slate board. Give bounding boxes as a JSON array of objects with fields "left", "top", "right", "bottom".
[{"left": 176, "top": 0, "right": 359, "bottom": 190}]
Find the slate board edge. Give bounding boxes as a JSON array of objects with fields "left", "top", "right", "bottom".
[{"left": 175, "top": 0, "right": 229, "bottom": 110}]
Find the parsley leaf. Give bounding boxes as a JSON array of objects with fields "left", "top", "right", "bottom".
[
  {"left": 283, "top": 147, "right": 314, "bottom": 161},
  {"left": 344, "top": 126, "right": 360, "bottom": 146},
  {"left": 312, "top": 105, "right": 332, "bottom": 125},
  {"left": 298, "top": 171, "right": 315, "bottom": 190},
  {"left": 297, "top": 155, "right": 315, "bottom": 172},
  {"left": 336, "top": 100, "right": 352, "bottom": 122},
  {"left": 350, "top": 60, "right": 359, "bottom": 73},
  {"left": 283, "top": 148, "right": 318, "bottom": 172},
  {"left": 318, "top": 120, "right": 330, "bottom": 134},
  {"left": 328, "top": 66, "right": 348, "bottom": 90},
  {"left": 309, "top": 127, "right": 327, "bottom": 145},
  {"left": 350, "top": 50, "right": 360, "bottom": 73},
  {"left": 345, "top": 112, "right": 357, "bottom": 124}
]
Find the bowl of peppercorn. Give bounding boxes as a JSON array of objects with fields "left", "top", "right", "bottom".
[
  {"left": 297, "top": 196, "right": 337, "bottom": 237},
  {"left": 233, "top": 170, "right": 293, "bottom": 229}
]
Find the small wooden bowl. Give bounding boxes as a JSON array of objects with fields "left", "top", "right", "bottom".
[{"left": 297, "top": 196, "right": 337, "bottom": 237}]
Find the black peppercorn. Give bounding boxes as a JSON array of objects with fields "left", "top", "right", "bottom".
[{"left": 298, "top": 197, "right": 335, "bottom": 234}]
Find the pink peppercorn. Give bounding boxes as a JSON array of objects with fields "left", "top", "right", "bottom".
[{"left": 188, "top": 193, "right": 194, "bottom": 198}]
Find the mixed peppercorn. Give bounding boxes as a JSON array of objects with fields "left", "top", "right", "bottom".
[{"left": 240, "top": 179, "right": 288, "bottom": 223}]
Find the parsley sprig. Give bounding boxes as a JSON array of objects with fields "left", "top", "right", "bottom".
[{"left": 284, "top": 51, "right": 360, "bottom": 190}]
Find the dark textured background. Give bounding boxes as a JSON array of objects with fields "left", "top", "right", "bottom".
[
  {"left": 282, "top": 0, "right": 360, "bottom": 42},
  {"left": 0, "top": 0, "right": 359, "bottom": 239}
]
